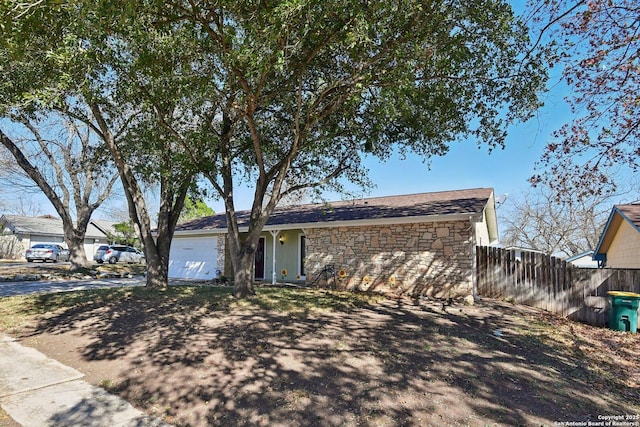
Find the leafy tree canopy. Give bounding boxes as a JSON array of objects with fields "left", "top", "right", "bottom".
[
  {"left": 179, "top": 196, "right": 215, "bottom": 223},
  {"left": 1, "top": 0, "right": 197, "bottom": 285},
  {"left": 107, "top": 221, "right": 138, "bottom": 247},
  {"left": 125, "top": 0, "right": 548, "bottom": 295}
]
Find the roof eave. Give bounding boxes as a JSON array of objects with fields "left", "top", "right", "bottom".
[{"left": 594, "top": 206, "right": 622, "bottom": 257}]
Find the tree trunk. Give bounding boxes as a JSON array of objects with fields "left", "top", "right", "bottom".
[
  {"left": 145, "top": 247, "right": 168, "bottom": 289},
  {"left": 61, "top": 213, "right": 91, "bottom": 270},
  {"left": 67, "top": 235, "right": 89, "bottom": 268},
  {"left": 144, "top": 224, "right": 173, "bottom": 289},
  {"left": 66, "top": 216, "right": 92, "bottom": 269},
  {"left": 232, "top": 250, "right": 256, "bottom": 298}
]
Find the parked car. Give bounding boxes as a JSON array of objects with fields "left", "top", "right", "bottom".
[
  {"left": 100, "top": 245, "right": 145, "bottom": 264},
  {"left": 25, "top": 244, "right": 71, "bottom": 263},
  {"left": 93, "top": 245, "right": 110, "bottom": 264}
]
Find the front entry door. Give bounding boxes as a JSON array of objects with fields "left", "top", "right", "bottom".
[{"left": 254, "top": 237, "right": 265, "bottom": 280}]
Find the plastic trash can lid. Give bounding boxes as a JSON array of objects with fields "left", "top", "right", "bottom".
[{"left": 607, "top": 291, "right": 640, "bottom": 298}]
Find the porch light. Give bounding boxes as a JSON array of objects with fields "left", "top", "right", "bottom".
[{"left": 279, "top": 235, "right": 285, "bottom": 245}]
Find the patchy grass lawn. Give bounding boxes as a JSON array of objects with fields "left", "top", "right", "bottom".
[
  {"left": 0, "top": 261, "right": 146, "bottom": 281},
  {"left": 1, "top": 286, "right": 639, "bottom": 426}
]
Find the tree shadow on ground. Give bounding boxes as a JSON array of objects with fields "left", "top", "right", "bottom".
[{"left": 25, "top": 287, "right": 639, "bottom": 426}]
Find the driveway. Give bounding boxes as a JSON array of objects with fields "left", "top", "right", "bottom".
[{"left": 0, "top": 277, "right": 145, "bottom": 297}]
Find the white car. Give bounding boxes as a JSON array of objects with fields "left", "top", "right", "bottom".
[
  {"left": 25, "top": 244, "right": 71, "bottom": 263},
  {"left": 100, "top": 245, "right": 145, "bottom": 264}
]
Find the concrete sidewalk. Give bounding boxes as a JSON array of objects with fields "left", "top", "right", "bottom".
[{"left": 0, "top": 335, "right": 170, "bottom": 427}]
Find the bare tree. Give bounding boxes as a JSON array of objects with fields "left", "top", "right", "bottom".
[
  {"left": 0, "top": 112, "right": 119, "bottom": 267},
  {"left": 0, "top": 197, "right": 46, "bottom": 217},
  {"left": 499, "top": 184, "right": 639, "bottom": 258}
]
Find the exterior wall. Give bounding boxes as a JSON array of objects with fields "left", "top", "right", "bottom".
[
  {"left": 216, "top": 235, "right": 226, "bottom": 277},
  {"left": 305, "top": 220, "right": 474, "bottom": 297},
  {"left": 274, "top": 230, "right": 306, "bottom": 282},
  {"left": 0, "top": 226, "right": 107, "bottom": 259},
  {"left": 8, "top": 233, "right": 65, "bottom": 260},
  {"left": 221, "top": 231, "right": 306, "bottom": 283},
  {"left": 474, "top": 211, "right": 491, "bottom": 247},
  {"left": 259, "top": 231, "right": 305, "bottom": 282},
  {"left": 0, "top": 235, "right": 24, "bottom": 260},
  {"left": 606, "top": 220, "right": 640, "bottom": 268},
  {"left": 84, "top": 237, "right": 109, "bottom": 258}
]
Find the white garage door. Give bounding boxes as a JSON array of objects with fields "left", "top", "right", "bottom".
[{"left": 169, "top": 237, "right": 218, "bottom": 280}]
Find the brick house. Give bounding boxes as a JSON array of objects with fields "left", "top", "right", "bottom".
[{"left": 171, "top": 187, "right": 498, "bottom": 297}]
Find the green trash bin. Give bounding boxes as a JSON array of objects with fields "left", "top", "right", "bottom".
[{"left": 607, "top": 291, "right": 640, "bottom": 333}]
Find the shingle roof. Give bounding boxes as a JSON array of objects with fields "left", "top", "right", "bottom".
[
  {"left": 0, "top": 215, "right": 108, "bottom": 239},
  {"left": 616, "top": 204, "right": 640, "bottom": 229},
  {"left": 594, "top": 203, "right": 640, "bottom": 259},
  {"left": 90, "top": 220, "right": 118, "bottom": 236},
  {"left": 176, "top": 188, "right": 494, "bottom": 232}
]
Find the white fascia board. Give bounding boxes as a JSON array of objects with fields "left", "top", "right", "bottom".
[
  {"left": 264, "top": 213, "right": 485, "bottom": 231},
  {"left": 172, "top": 230, "right": 225, "bottom": 237},
  {"left": 173, "top": 212, "right": 485, "bottom": 236}
]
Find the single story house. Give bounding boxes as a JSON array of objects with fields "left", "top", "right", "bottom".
[
  {"left": 500, "top": 246, "right": 546, "bottom": 262},
  {"left": 171, "top": 187, "right": 498, "bottom": 297},
  {"left": 0, "top": 214, "right": 112, "bottom": 259},
  {"left": 593, "top": 203, "right": 640, "bottom": 268},
  {"left": 90, "top": 220, "right": 119, "bottom": 239},
  {"left": 566, "top": 250, "right": 598, "bottom": 268}
]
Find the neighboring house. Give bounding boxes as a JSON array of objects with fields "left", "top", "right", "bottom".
[
  {"left": 501, "top": 246, "right": 546, "bottom": 262},
  {"left": 566, "top": 251, "right": 598, "bottom": 268},
  {"left": 90, "top": 220, "right": 119, "bottom": 242},
  {"left": 171, "top": 187, "right": 498, "bottom": 298},
  {"left": 593, "top": 203, "right": 640, "bottom": 268},
  {"left": 0, "top": 215, "right": 112, "bottom": 259}
]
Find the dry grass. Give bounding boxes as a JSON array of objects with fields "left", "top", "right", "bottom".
[
  {"left": 0, "top": 261, "right": 146, "bottom": 280},
  {"left": 1, "top": 285, "right": 639, "bottom": 426}
]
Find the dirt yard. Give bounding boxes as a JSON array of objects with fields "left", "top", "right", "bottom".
[{"left": 2, "top": 280, "right": 639, "bottom": 427}]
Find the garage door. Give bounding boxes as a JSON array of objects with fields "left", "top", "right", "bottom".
[
  {"left": 31, "top": 236, "right": 64, "bottom": 246},
  {"left": 30, "top": 236, "right": 65, "bottom": 248},
  {"left": 169, "top": 237, "right": 218, "bottom": 280}
]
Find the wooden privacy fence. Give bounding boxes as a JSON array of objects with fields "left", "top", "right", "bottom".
[{"left": 476, "top": 246, "right": 640, "bottom": 326}]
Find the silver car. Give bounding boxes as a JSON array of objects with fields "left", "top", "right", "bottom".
[
  {"left": 25, "top": 244, "right": 71, "bottom": 263},
  {"left": 101, "top": 245, "right": 145, "bottom": 264},
  {"left": 93, "top": 245, "right": 110, "bottom": 264}
]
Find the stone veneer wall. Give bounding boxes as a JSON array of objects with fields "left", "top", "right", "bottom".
[{"left": 305, "top": 221, "right": 474, "bottom": 298}]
